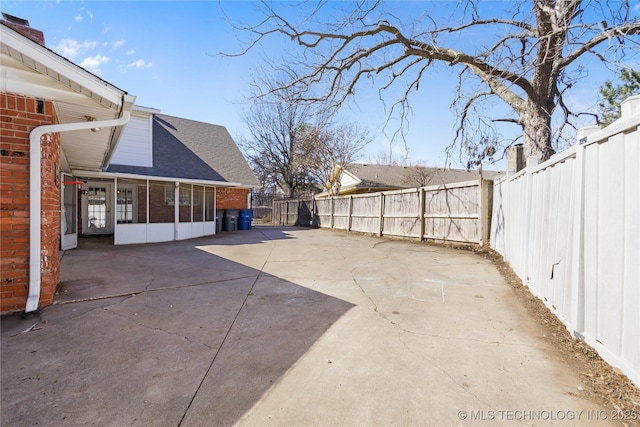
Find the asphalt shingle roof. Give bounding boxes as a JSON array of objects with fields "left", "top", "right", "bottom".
[
  {"left": 344, "top": 163, "right": 503, "bottom": 190},
  {"left": 108, "top": 114, "right": 259, "bottom": 186}
]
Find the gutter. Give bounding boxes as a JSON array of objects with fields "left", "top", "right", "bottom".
[{"left": 26, "top": 111, "right": 131, "bottom": 314}]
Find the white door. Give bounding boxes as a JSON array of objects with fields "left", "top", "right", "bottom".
[
  {"left": 60, "top": 175, "right": 78, "bottom": 250},
  {"left": 82, "top": 183, "right": 113, "bottom": 234}
]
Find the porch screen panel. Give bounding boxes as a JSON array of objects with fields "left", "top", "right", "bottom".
[
  {"left": 137, "top": 180, "right": 148, "bottom": 223},
  {"left": 205, "top": 187, "right": 215, "bottom": 221},
  {"left": 116, "top": 179, "right": 147, "bottom": 224},
  {"left": 149, "top": 181, "right": 174, "bottom": 223},
  {"left": 179, "top": 183, "right": 192, "bottom": 223},
  {"left": 116, "top": 187, "right": 134, "bottom": 223},
  {"left": 193, "top": 185, "right": 204, "bottom": 222}
]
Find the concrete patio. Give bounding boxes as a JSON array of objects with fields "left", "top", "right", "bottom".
[{"left": 1, "top": 227, "right": 615, "bottom": 426}]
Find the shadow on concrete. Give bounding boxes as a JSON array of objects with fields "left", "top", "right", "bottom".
[{"left": 1, "top": 228, "right": 353, "bottom": 426}]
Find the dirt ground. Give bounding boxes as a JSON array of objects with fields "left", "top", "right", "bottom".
[{"left": 465, "top": 245, "right": 640, "bottom": 427}]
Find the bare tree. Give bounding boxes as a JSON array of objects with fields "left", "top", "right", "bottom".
[
  {"left": 240, "top": 75, "right": 369, "bottom": 198},
  {"left": 299, "top": 123, "right": 371, "bottom": 196},
  {"left": 401, "top": 162, "right": 438, "bottom": 187},
  {"left": 240, "top": 78, "right": 324, "bottom": 198},
  {"left": 230, "top": 1, "right": 640, "bottom": 162}
]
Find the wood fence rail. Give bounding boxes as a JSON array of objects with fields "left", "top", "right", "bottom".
[{"left": 274, "top": 179, "right": 493, "bottom": 245}]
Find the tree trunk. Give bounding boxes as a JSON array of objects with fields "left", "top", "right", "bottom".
[{"left": 521, "top": 101, "right": 555, "bottom": 162}]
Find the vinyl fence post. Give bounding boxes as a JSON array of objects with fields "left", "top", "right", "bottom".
[
  {"left": 419, "top": 187, "right": 425, "bottom": 242},
  {"left": 523, "top": 156, "right": 538, "bottom": 284},
  {"left": 570, "top": 143, "right": 586, "bottom": 337},
  {"left": 378, "top": 192, "right": 385, "bottom": 237}
]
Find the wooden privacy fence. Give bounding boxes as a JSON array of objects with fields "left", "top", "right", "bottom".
[
  {"left": 272, "top": 199, "right": 314, "bottom": 226},
  {"left": 281, "top": 180, "right": 493, "bottom": 244},
  {"left": 491, "top": 95, "right": 640, "bottom": 387}
]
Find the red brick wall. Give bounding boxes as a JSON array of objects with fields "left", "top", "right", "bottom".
[
  {"left": 216, "top": 188, "right": 249, "bottom": 210},
  {"left": 148, "top": 182, "right": 174, "bottom": 223},
  {"left": 1, "top": 93, "right": 60, "bottom": 313},
  {"left": 1, "top": 19, "right": 46, "bottom": 46}
]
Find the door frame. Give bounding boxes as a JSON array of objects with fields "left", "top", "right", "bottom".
[{"left": 60, "top": 173, "right": 79, "bottom": 250}]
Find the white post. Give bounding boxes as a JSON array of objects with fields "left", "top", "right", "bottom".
[
  {"left": 419, "top": 188, "right": 425, "bottom": 242},
  {"left": 570, "top": 143, "right": 586, "bottom": 338},
  {"left": 523, "top": 156, "right": 539, "bottom": 284},
  {"left": 113, "top": 177, "right": 118, "bottom": 244},
  {"left": 378, "top": 193, "right": 385, "bottom": 237},
  {"left": 174, "top": 182, "right": 179, "bottom": 240}
]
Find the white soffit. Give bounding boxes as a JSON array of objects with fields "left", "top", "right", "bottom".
[
  {"left": 1, "top": 24, "right": 136, "bottom": 171},
  {"left": 1, "top": 25, "right": 124, "bottom": 109}
]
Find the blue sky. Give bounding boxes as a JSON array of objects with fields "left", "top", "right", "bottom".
[{"left": 3, "top": 1, "right": 638, "bottom": 169}]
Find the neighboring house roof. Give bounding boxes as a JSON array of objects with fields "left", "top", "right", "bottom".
[
  {"left": 107, "top": 114, "right": 259, "bottom": 187},
  {"left": 326, "top": 163, "right": 504, "bottom": 196}
]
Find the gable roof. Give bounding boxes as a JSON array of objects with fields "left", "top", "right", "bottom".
[
  {"left": 339, "top": 163, "right": 503, "bottom": 192},
  {"left": 1, "top": 21, "right": 135, "bottom": 171},
  {"left": 107, "top": 114, "right": 259, "bottom": 187}
]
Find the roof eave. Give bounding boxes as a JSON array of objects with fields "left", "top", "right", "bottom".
[{"left": 1, "top": 23, "right": 127, "bottom": 110}]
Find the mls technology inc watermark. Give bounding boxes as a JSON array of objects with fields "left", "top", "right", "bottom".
[{"left": 457, "top": 409, "right": 638, "bottom": 422}]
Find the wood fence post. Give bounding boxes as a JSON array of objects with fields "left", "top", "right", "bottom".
[
  {"left": 285, "top": 201, "right": 289, "bottom": 225},
  {"left": 348, "top": 195, "right": 353, "bottom": 231},
  {"left": 480, "top": 180, "right": 493, "bottom": 245},
  {"left": 330, "top": 197, "right": 334, "bottom": 229}
]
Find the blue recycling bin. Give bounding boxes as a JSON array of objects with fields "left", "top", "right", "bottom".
[{"left": 239, "top": 209, "right": 253, "bottom": 230}]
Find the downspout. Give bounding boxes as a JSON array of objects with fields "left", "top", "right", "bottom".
[{"left": 26, "top": 111, "right": 131, "bottom": 314}]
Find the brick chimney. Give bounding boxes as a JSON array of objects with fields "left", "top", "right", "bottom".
[
  {"left": 1, "top": 13, "right": 45, "bottom": 46},
  {"left": 507, "top": 144, "right": 525, "bottom": 173}
]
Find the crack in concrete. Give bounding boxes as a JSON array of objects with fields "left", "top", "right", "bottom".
[
  {"left": 396, "top": 331, "right": 497, "bottom": 410},
  {"left": 55, "top": 274, "right": 260, "bottom": 307},
  {"left": 177, "top": 233, "right": 278, "bottom": 426},
  {"left": 349, "top": 266, "right": 543, "bottom": 350},
  {"left": 102, "top": 307, "right": 214, "bottom": 350}
]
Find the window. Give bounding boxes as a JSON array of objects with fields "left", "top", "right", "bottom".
[
  {"left": 165, "top": 185, "right": 191, "bottom": 206},
  {"left": 116, "top": 187, "right": 135, "bottom": 224}
]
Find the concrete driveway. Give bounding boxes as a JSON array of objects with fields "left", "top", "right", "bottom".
[{"left": 1, "top": 227, "right": 614, "bottom": 426}]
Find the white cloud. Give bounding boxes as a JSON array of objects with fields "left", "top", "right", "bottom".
[
  {"left": 127, "top": 59, "right": 152, "bottom": 69},
  {"left": 80, "top": 55, "right": 110, "bottom": 73},
  {"left": 87, "top": 11, "right": 94, "bottom": 23},
  {"left": 113, "top": 40, "right": 126, "bottom": 49},
  {"left": 54, "top": 39, "right": 98, "bottom": 60},
  {"left": 74, "top": 14, "right": 83, "bottom": 22},
  {"left": 126, "top": 49, "right": 135, "bottom": 56}
]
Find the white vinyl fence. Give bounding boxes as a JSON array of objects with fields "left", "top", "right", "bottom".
[
  {"left": 491, "top": 95, "right": 640, "bottom": 386},
  {"left": 315, "top": 179, "right": 493, "bottom": 244}
]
